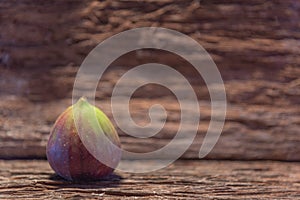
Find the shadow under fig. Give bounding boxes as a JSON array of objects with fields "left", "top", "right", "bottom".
[{"left": 48, "top": 173, "right": 123, "bottom": 188}]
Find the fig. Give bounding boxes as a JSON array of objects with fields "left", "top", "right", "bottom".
[{"left": 46, "top": 97, "right": 121, "bottom": 181}]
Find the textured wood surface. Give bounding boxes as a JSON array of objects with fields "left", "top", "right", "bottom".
[
  {"left": 0, "top": 93, "right": 299, "bottom": 161},
  {"left": 0, "top": 0, "right": 299, "bottom": 160},
  {"left": 1, "top": 0, "right": 300, "bottom": 69},
  {"left": 1, "top": 1, "right": 299, "bottom": 199},
  {"left": 0, "top": 160, "right": 299, "bottom": 199}
]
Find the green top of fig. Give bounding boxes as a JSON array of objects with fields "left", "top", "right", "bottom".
[{"left": 72, "top": 97, "right": 120, "bottom": 145}]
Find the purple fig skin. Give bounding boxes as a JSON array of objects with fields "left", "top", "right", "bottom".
[{"left": 46, "top": 98, "right": 121, "bottom": 181}]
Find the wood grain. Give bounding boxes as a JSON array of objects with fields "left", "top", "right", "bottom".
[
  {"left": 0, "top": 160, "right": 299, "bottom": 199},
  {"left": 0, "top": 93, "right": 299, "bottom": 161},
  {"left": 0, "top": 0, "right": 299, "bottom": 160},
  {"left": 1, "top": 0, "right": 300, "bottom": 70}
]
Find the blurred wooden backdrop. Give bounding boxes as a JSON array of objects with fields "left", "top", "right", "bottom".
[{"left": 0, "top": 0, "right": 299, "bottom": 160}]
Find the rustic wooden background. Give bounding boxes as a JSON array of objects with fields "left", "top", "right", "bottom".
[{"left": 0, "top": 0, "right": 299, "bottom": 199}]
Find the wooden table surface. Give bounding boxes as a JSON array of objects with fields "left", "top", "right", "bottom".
[{"left": 1, "top": 160, "right": 299, "bottom": 199}]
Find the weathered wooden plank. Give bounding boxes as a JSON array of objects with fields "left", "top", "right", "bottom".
[
  {"left": 0, "top": 92, "right": 299, "bottom": 160},
  {"left": 0, "top": 66, "right": 299, "bottom": 160},
  {"left": 0, "top": 160, "right": 299, "bottom": 199},
  {"left": 0, "top": 0, "right": 299, "bottom": 69},
  {"left": 0, "top": 0, "right": 299, "bottom": 161}
]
